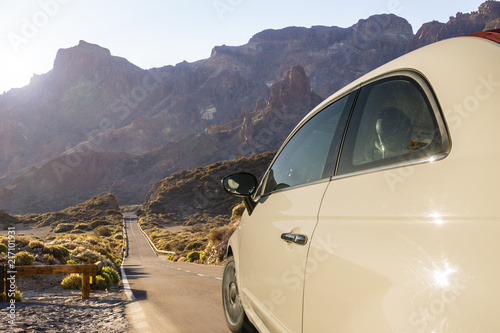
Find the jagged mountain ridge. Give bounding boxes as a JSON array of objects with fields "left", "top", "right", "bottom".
[
  {"left": 0, "top": 65, "right": 320, "bottom": 214},
  {"left": 0, "top": 14, "right": 415, "bottom": 180},
  {"left": 0, "top": 2, "right": 499, "bottom": 214}
]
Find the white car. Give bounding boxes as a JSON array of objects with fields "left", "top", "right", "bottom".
[{"left": 221, "top": 29, "right": 500, "bottom": 333}]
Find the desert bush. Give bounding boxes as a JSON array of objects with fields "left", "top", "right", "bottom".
[
  {"left": 94, "top": 246, "right": 111, "bottom": 259},
  {"left": 0, "top": 290, "right": 23, "bottom": 302},
  {"left": 43, "top": 246, "right": 64, "bottom": 261},
  {"left": 80, "top": 235, "right": 99, "bottom": 245},
  {"left": 0, "top": 243, "right": 7, "bottom": 253},
  {"left": 14, "top": 251, "right": 34, "bottom": 265},
  {"left": 184, "top": 241, "right": 204, "bottom": 251},
  {"left": 74, "top": 223, "right": 88, "bottom": 231},
  {"left": 231, "top": 202, "right": 246, "bottom": 222},
  {"left": 64, "top": 243, "right": 77, "bottom": 250},
  {"left": 91, "top": 275, "right": 108, "bottom": 290},
  {"left": 93, "top": 225, "right": 112, "bottom": 237},
  {"left": 101, "top": 266, "right": 120, "bottom": 284},
  {"left": 66, "top": 259, "right": 77, "bottom": 265},
  {"left": 54, "top": 223, "right": 74, "bottom": 233},
  {"left": 61, "top": 274, "right": 82, "bottom": 290},
  {"left": 207, "top": 225, "right": 232, "bottom": 245},
  {"left": 99, "top": 271, "right": 112, "bottom": 287},
  {"left": 28, "top": 240, "right": 45, "bottom": 249},
  {"left": 73, "top": 249, "right": 103, "bottom": 263},
  {"left": 43, "top": 254, "right": 57, "bottom": 265},
  {"left": 16, "top": 236, "right": 31, "bottom": 247},
  {"left": 56, "top": 245, "right": 70, "bottom": 258},
  {"left": 89, "top": 220, "right": 108, "bottom": 230},
  {"left": 2, "top": 224, "right": 13, "bottom": 230},
  {"left": 186, "top": 251, "right": 204, "bottom": 263}
]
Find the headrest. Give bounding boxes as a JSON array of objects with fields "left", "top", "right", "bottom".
[{"left": 376, "top": 107, "right": 412, "bottom": 152}]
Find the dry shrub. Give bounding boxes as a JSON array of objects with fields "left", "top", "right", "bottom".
[
  {"left": 28, "top": 239, "right": 45, "bottom": 249},
  {"left": 61, "top": 274, "right": 82, "bottom": 290},
  {"left": 93, "top": 225, "right": 112, "bottom": 237},
  {"left": 54, "top": 223, "right": 74, "bottom": 233},
  {"left": 15, "top": 251, "right": 35, "bottom": 265}
]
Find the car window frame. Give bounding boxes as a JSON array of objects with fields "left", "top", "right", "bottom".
[
  {"left": 334, "top": 70, "right": 451, "bottom": 178},
  {"left": 254, "top": 91, "right": 357, "bottom": 199}
]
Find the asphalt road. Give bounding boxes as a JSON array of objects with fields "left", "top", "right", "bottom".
[{"left": 121, "top": 216, "right": 230, "bottom": 333}]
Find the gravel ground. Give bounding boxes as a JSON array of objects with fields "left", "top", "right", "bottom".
[{"left": 0, "top": 275, "right": 131, "bottom": 332}]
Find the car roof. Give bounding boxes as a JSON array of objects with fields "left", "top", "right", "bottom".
[
  {"left": 303, "top": 29, "right": 500, "bottom": 121},
  {"left": 285, "top": 29, "right": 500, "bottom": 159}
]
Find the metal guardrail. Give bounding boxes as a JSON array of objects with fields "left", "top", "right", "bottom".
[{"left": 123, "top": 217, "right": 174, "bottom": 256}]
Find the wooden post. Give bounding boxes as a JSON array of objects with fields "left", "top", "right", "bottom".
[
  {"left": 0, "top": 264, "right": 4, "bottom": 295},
  {"left": 5, "top": 268, "right": 16, "bottom": 304},
  {"left": 82, "top": 272, "right": 90, "bottom": 299}
]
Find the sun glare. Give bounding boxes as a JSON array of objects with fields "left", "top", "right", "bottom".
[{"left": 432, "top": 261, "right": 457, "bottom": 288}]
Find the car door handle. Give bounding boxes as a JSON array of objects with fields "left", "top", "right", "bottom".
[{"left": 281, "top": 233, "right": 308, "bottom": 245}]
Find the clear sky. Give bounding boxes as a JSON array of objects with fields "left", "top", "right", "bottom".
[{"left": 0, "top": 0, "right": 487, "bottom": 94}]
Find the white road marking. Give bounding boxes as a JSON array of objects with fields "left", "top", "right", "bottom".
[{"left": 121, "top": 264, "right": 151, "bottom": 332}]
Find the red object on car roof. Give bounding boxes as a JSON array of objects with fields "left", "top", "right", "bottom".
[{"left": 465, "top": 28, "right": 500, "bottom": 43}]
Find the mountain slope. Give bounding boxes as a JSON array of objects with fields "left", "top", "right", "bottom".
[
  {"left": 0, "top": 2, "right": 499, "bottom": 214},
  {"left": 0, "top": 65, "right": 319, "bottom": 213}
]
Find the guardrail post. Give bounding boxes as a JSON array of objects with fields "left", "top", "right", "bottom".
[
  {"left": 82, "top": 272, "right": 90, "bottom": 299},
  {"left": 6, "top": 268, "right": 16, "bottom": 303}
]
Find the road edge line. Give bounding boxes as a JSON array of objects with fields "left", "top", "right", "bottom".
[{"left": 121, "top": 262, "right": 136, "bottom": 301}]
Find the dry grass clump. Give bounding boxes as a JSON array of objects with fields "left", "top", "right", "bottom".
[
  {"left": 0, "top": 225, "right": 123, "bottom": 268},
  {"left": 28, "top": 239, "right": 45, "bottom": 249},
  {"left": 15, "top": 251, "right": 35, "bottom": 265},
  {"left": 141, "top": 201, "right": 246, "bottom": 264},
  {"left": 61, "top": 274, "right": 82, "bottom": 290},
  {"left": 93, "top": 225, "right": 112, "bottom": 237}
]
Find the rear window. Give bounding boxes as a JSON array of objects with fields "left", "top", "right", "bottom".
[{"left": 337, "top": 74, "right": 449, "bottom": 174}]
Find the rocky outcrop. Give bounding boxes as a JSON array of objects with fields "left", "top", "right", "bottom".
[
  {"left": 407, "top": 1, "right": 500, "bottom": 51},
  {"left": 0, "top": 210, "right": 19, "bottom": 225},
  {"left": 269, "top": 66, "right": 312, "bottom": 110}
]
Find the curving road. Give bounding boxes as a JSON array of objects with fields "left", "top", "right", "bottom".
[{"left": 121, "top": 215, "right": 230, "bottom": 333}]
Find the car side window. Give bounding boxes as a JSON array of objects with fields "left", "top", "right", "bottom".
[
  {"left": 262, "top": 94, "right": 351, "bottom": 195},
  {"left": 338, "top": 74, "right": 449, "bottom": 174}
]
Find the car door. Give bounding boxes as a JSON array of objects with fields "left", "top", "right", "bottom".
[
  {"left": 302, "top": 72, "right": 451, "bottom": 332},
  {"left": 238, "top": 93, "right": 354, "bottom": 332}
]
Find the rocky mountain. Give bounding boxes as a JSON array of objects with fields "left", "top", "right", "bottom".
[
  {"left": 140, "top": 152, "right": 276, "bottom": 226},
  {"left": 407, "top": 1, "right": 500, "bottom": 51},
  {"left": 0, "top": 2, "right": 499, "bottom": 214}
]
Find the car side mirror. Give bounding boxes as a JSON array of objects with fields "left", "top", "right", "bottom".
[{"left": 221, "top": 172, "right": 258, "bottom": 215}]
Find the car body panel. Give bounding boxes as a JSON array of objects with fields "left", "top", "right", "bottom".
[
  {"left": 238, "top": 181, "right": 330, "bottom": 332},
  {"left": 306, "top": 158, "right": 500, "bottom": 332}
]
